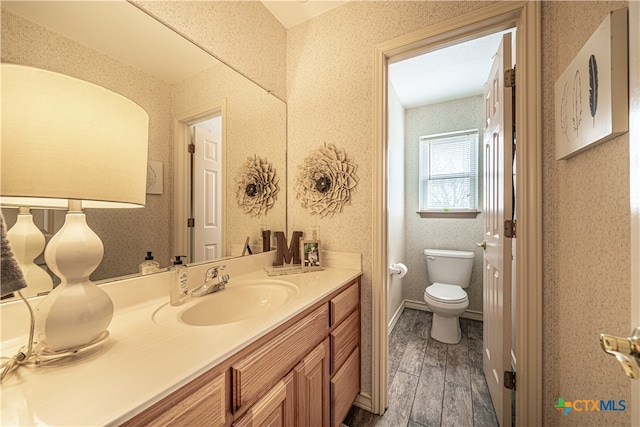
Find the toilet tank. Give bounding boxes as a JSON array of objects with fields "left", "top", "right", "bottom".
[{"left": 424, "top": 249, "right": 474, "bottom": 288}]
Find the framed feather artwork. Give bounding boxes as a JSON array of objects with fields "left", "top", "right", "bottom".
[{"left": 555, "top": 8, "right": 628, "bottom": 160}]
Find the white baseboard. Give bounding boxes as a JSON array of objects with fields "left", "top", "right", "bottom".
[
  {"left": 353, "top": 392, "right": 373, "bottom": 412},
  {"left": 402, "top": 299, "right": 484, "bottom": 322},
  {"left": 388, "top": 302, "right": 405, "bottom": 332}
]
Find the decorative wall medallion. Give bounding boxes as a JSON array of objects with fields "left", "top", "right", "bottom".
[
  {"left": 295, "top": 143, "right": 359, "bottom": 218},
  {"left": 235, "top": 155, "right": 279, "bottom": 217}
]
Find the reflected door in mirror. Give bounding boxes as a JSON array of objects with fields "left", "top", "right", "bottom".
[{"left": 192, "top": 119, "right": 223, "bottom": 263}]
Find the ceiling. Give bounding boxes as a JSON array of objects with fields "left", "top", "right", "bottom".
[
  {"left": 260, "top": 0, "right": 349, "bottom": 29},
  {"left": 389, "top": 31, "right": 511, "bottom": 108}
]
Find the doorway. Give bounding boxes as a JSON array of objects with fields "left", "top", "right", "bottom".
[
  {"left": 173, "top": 100, "right": 228, "bottom": 263},
  {"left": 386, "top": 27, "right": 515, "bottom": 426},
  {"left": 190, "top": 116, "right": 223, "bottom": 263},
  {"left": 372, "top": 2, "right": 542, "bottom": 425}
]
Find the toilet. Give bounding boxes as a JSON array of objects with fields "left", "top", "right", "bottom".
[{"left": 423, "top": 249, "right": 474, "bottom": 344}]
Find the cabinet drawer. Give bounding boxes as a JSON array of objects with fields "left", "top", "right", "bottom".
[
  {"left": 330, "top": 347, "right": 360, "bottom": 427},
  {"left": 329, "top": 281, "right": 359, "bottom": 327},
  {"left": 232, "top": 305, "right": 329, "bottom": 415},
  {"left": 330, "top": 309, "right": 359, "bottom": 375},
  {"left": 123, "top": 370, "right": 228, "bottom": 427}
]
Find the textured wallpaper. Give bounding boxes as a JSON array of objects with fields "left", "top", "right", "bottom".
[
  {"left": 403, "top": 95, "right": 485, "bottom": 314},
  {"left": 288, "top": 0, "right": 633, "bottom": 414},
  {"left": 542, "top": 2, "right": 631, "bottom": 425},
  {"left": 171, "top": 61, "right": 287, "bottom": 258},
  {"left": 388, "top": 84, "right": 406, "bottom": 324},
  {"left": 286, "top": 0, "right": 494, "bottom": 401},
  {"left": 133, "top": 1, "right": 287, "bottom": 101},
  {"left": 7, "top": 0, "right": 634, "bottom": 418}
]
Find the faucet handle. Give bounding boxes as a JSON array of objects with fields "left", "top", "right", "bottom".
[{"left": 205, "top": 265, "right": 226, "bottom": 280}]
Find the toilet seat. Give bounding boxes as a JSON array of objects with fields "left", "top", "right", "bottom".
[{"left": 425, "top": 283, "right": 467, "bottom": 303}]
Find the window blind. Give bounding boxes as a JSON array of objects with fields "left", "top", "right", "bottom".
[{"left": 419, "top": 130, "right": 479, "bottom": 211}]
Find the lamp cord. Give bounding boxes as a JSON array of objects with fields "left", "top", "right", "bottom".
[
  {"left": 0, "top": 293, "right": 111, "bottom": 383},
  {"left": 0, "top": 291, "right": 35, "bottom": 383}
]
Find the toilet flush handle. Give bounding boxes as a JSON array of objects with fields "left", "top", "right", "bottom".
[{"left": 477, "top": 240, "right": 487, "bottom": 250}]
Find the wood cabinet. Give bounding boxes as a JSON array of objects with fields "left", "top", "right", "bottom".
[
  {"left": 121, "top": 368, "right": 231, "bottom": 427},
  {"left": 233, "top": 372, "right": 295, "bottom": 427},
  {"left": 232, "top": 305, "right": 329, "bottom": 416},
  {"left": 294, "top": 339, "right": 330, "bottom": 427},
  {"left": 328, "top": 282, "right": 360, "bottom": 426},
  {"left": 124, "top": 277, "right": 360, "bottom": 427},
  {"left": 330, "top": 348, "right": 360, "bottom": 427}
]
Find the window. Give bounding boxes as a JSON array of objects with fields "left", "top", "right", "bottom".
[{"left": 419, "top": 129, "right": 479, "bottom": 212}]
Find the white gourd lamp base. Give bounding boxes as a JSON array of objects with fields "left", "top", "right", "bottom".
[{"left": 34, "top": 201, "right": 113, "bottom": 353}]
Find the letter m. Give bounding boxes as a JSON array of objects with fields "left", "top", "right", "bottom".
[{"left": 600, "top": 400, "right": 615, "bottom": 411}]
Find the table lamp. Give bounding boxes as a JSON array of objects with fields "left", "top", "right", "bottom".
[{"left": 1, "top": 64, "right": 149, "bottom": 354}]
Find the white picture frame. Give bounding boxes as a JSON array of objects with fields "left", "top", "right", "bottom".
[
  {"left": 146, "top": 160, "right": 163, "bottom": 194},
  {"left": 554, "top": 8, "right": 628, "bottom": 160},
  {"left": 301, "top": 239, "right": 322, "bottom": 269}
]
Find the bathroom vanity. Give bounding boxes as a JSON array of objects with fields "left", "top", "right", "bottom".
[
  {"left": 0, "top": 251, "right": 361, "bottom": 426},
  {"left": 124, "top": 277, "right": 360, "bottom": 427}
]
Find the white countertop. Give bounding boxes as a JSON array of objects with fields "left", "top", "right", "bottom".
[{"left": 0, "top": 251, "right": 361, "bottom": 426}]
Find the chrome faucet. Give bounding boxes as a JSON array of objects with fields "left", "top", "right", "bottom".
[{"left": 191, "top": 265, "right": 229, "bottom": 297}]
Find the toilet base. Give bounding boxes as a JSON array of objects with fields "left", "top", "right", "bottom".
[{"left": 430, "top": 313, "right": 461, "bottom": 344}]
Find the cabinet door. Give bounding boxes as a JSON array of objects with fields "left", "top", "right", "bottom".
[
  {"left": 232, "top": 305, "right": 328, "bottom": 414},
  {"left": 233, "top": 372, "right": 295, "bottom": 427},
  {"left": 294, "top": 339, "right": 330, "bottom": 427},
  {"left": 330, "top": 347, "right": 360, "bottom": 427}
]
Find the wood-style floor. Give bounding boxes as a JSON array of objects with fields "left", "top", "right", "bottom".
[{"left": 343, "top": 308, "right": 499, "bottom": 427}]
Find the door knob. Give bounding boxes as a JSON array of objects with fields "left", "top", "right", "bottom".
[
  {"left": 599, "top": 327, "right": 640, "bottom": 379},
  {"left": 477, "top": 240, "right": 487, "bottom": 249}
]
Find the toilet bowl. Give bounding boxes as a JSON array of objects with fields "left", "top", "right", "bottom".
[{"left": 423, "top": 249, "right": 474, "bottom": 344}]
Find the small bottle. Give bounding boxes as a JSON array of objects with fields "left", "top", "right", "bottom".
[
  {"left": 169, "top": 255, "right": 189, "bottom": 306},
  {"left": 139, "top": 251, "right": 160, "bottom": 275}
]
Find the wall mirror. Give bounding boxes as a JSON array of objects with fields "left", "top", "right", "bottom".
[{"left": 0, "top": 1, "right": 287, "bottom": 300}]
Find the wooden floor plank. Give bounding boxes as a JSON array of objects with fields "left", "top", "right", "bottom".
[{"left": 342, "top": 309, "right": 499, "bottom": 427}]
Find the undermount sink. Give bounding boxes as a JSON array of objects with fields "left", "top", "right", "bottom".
[{"left": 167, "top": 279, "right": 299, "bottom": 327}]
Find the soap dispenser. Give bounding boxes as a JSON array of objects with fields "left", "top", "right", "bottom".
[
  {"left": 169, "top": 255, "right": 189, "bottom": 306},
  {"left": 139, "top": 251, "right": 160, "bottom": 275}
]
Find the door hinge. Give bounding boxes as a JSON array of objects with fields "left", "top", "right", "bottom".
[
  {"left": 504, "top": 68, "right": 515, "bottom": 88},
  {"left": 504, "top": 371, "right": 516, "bottom": 390},
  {"left": 505, "top": 219, "right": 516, "bottom": 238},
  {"left": 188, "top": 144, "right": 195, "bottom": 154},
  {"left": 187, "top": 218, "right": 195, "bottom": 227}
]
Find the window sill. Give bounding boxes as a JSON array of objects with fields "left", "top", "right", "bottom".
[{"left": 417, "top": 210, "right": 481, "bottom": 219}]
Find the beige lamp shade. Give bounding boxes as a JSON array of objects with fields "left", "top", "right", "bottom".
[{"left": 1, "top": 63, "right": 149, "bottom": 208}]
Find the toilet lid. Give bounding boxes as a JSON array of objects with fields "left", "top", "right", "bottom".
[{"left": 425, "top": 283, "right": 467, "bottom": 303}]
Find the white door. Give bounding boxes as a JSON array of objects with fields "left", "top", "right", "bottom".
[
  {"left": 482, "top": 33, "right": 513, "bottom": 427},
  {"left": 192, "top": 121, "right": 222, "bottom": 262}
]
